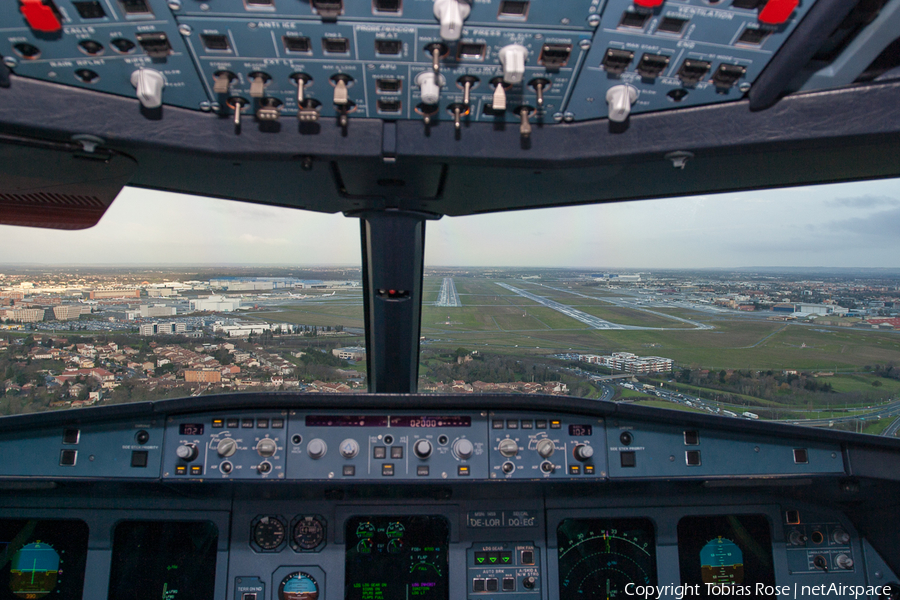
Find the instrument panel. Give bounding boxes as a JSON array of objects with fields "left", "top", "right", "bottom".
[{"left": 0, "top": 395, "right": 897, "bottom": 600}]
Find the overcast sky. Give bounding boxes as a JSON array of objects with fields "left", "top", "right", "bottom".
[{"left": 2, "top": 177, "right": 899, "bottom": 269}]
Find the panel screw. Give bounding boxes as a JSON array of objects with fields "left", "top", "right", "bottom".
[
  {"left": 200, "top": 101, "right": 211, "bottom": 111},
  {"left": 579, "top": 39, "right": 592, "bottom": 50},
  {"left": 553, "top": 112, "right": 564, "bottom": 122},
  {"left": 563, "top": 112, "right": 575, "bottom": 122},
  {"left": 248, "top": 21, "right": 257, "bottom": 28},
  {"left": 178, "top": 24, "right": 192, "bottom": 36},
  {"left": 738, "top": 82, "right": 751, "bottom": 93},
  {"left": 167, "top": 0, "right": 181, "bottom": 9},
  {"left": 588, "top": 15, "right": 601, "bottom": 27},
  {"left": 560, "top": 18, "right": 570, "bottom": 24},
  {"left": 3, "top": 57, "right": 18, "bottom": 69}
]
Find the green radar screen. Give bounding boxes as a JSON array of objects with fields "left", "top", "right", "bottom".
[
  {"left": 557, "top": 518, "right": 658, "bottom": 600},
  {"left": 0, "top": 520, "right": 89, "bottom": 600}
]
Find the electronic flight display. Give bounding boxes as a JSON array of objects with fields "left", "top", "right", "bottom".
[
  {"left": 344, "top": 516, "right": 449, "bottom": 600},
  {"left": 0, "top": 519, "right": 88, "bottom": 600},
  {"left": 677, "top": 515, "right": 776, "bottom": 599},
  {"left": 557, "top": 518, "right": 658, "bottom": 600},
  {"left": 108, "top": 521, "right": 218, "bottom": 600}
]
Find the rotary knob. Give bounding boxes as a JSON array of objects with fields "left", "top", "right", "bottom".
[
  {"left": 307, "top": 438, "right": 327, "bottom": 459},
  {"left": 414, "top": 439, "right": 433, "bottom": 459},
  {"left": 217, "top": 438, "right": 237, "bottom": 458},
  {"left": 453, "top": 438, "right": 474, "bottom": 460},
  {"left": 832, "top": 528, "right": 850, "bottom": 545},
  {"left": 574, "top": 444, "right": 594, "bottom": 462},
  {"left": 176, "top": 443, "right": 198, "bottom": 462},
  {"left": 536, "top": 439, "right": 555, "bottom": 459},
  {"left": 340, "top": 439, "right": 359, "bottom": 459},
  {"left": 256, "top": 438, "right": 277, "bottom": 457},
  {"left": 835, "top": 554, "right": 854, "bottom": 570},
  {"left": 498, "top": 439, "right": 518, "bottom": 457}
]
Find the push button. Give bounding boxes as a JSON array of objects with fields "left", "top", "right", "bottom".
[
  {"left": 175, "top": 465, "right": 187, "bottom": 475},
  {"left": 131, "top": 450, "right": 148, "bottom": 468},
  {"left": 59, "top": 449, "right": 77, "bottom": 466},
  {"left": 382, "top": 464, "right": 394, "bottom": 476},
  {"left": 190, "top": 465, "right": 203, "bottom": 475},
  {"left": 503, "top": 578, "right": 516, "bottom": 592},
  {"left": 374, "top": 446, "right": 386, "bottom": 459},
  {"left": 621, "top": 451, "right": 636, "bottom": 468},
  {"left": 486, "top": 579, "right": 499, "bottom": 592},
  {"left": 473, "top": 579, "right": 485, "bottom": 592}
]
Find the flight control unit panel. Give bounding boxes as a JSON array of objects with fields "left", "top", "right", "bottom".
[{"left": 3, "top": 0, "right": 821, "bottom": 131}]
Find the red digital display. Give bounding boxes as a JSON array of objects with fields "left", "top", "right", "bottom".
[
  {"left": 389, "top": 416, "right": 471, "bottom": 428},
  {"left": 305, "top": 415, "right": 389, "bottom": 427},
  {"left": 179, "top": 423, "right": 204, "bottom": 435}
]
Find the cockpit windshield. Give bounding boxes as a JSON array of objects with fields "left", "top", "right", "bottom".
[{"left": 2, "top": 179, "right": 899, "bottom": 437}]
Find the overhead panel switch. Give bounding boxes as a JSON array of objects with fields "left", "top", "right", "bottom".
[
  {"left": 606, "top": 84, "right": 638, "bottom": 122},
  {"left": 19, "top": 0, "right": 63, "bottom": 32},
  {"left": 433, "top": 0, "right": 471, "bottom": 41},
  {"left": 758, "top": 0, "right": 799, "bottom": 24},
  {"left": 130, "top": 68, "right": 165, "bottom": 109},
  {"left": 499, "top": 44, "right": 528, "bottom": 85},
  {"left": 416, "top": 71, "right": 445, "bottom": 104}
]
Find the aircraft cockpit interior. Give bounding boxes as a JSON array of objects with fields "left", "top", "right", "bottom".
[{"left": 2, "top": 0, "right": 900, "bottom": 598}]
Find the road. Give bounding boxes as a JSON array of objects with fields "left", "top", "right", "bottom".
[{"left": 435, "top": 277, "right": 461, "bottom": 307}]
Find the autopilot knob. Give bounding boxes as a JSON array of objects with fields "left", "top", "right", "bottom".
[
  {"left": 574, "top": 444, "right": 594, "bottom": 462},
  {"left": 453, "top": 438, "right": 474, "bottom": 460},
  {"left": 536, "top": 439, "right": 555, "bottom": 458},
  {"left": 256, "top": 438, "right": 277, "bottom": 458},
  {"left": 307, "top": 438, "right": 327, "bottom": 459},
  {"left": 498, "top": 438, "right": 518, "bottom": 457},
  {"left": 414, "top": 439, "right": 433, "bottom": 459},
  {"left": 176, "top": 443, "right": 198, "bottom": 462},
  {"left": 217, "top": 437, "right": 237, "bottom": 458}
]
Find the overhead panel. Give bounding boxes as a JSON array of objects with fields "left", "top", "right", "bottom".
[{"left": 2, "top": 0, "right": 820, "bottom": 129}]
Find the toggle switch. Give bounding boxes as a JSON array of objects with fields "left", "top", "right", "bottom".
[
  {"left": 416, "top": 71, "right": 445, "bottom": 105},
  {"left": 492, "top": 82, "right": 507, "bottom": 112}
]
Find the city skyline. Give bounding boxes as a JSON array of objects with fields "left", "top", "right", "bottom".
[{"left": 1, "top": 177, "right": 899, "bottom": 268}]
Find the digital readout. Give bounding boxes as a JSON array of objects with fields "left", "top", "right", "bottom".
[
  {"left": 390, "top": 416, "right": 471, "bottom": 428},
  {"left": 179, "top": 423, "right": 204, "bottom": 436},
  {"left": 569, "top": 424, "right": 592, "bottom": 436},
  {"left": 305, "top": 415, "right": 389, "bottom": 427},
  {"left": 304, "top": 415, "right": 470, "bottom": 427}
]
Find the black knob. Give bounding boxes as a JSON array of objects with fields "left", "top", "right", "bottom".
[
  {"left": 523, "top": 577, "right": 536, "bottom": 590},
  {"left": 620, "top": 431, "right": 633, "bottom": 445},
  {"left": 135, "top": 430, "right": 150, "bottom": 444}
]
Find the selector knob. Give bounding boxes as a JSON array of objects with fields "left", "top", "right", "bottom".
[
  {"left": 498, "top": 44, "right": 528, "bottom": 85},
  {"left": 256, "top": 438, "right": 277, "bottom": 457},
  {"left": 453, "top": 438, "right": 474, "bottom": 460},
  {"left": 835, "top": 554, "right": 854, "bottom": 570},
  {"left": 606, "top": 84, "right": 639, "bottom": 123},
  {"left": 574, "top": 444, "right": 594, "bottom": 462},
  {"left": 217, "top": 438, "right": 237, "bottom": 458},
  {"left": 536, "top": 439, "right": 555, "bottom": 459},
  {"left": 789, "top": 530, "right": 808, "bottom": 546},
  {"left": 307, "top": 438, "right": 327, "bottom": 459},
  {"left": 433, "top": 0, "right": 471, "bottom": 41},
  {"left": 340, "top": 439, "right": 360, "bottom": 459},
  {"left": 498, "top": 439, "right": 518, "bottom": 457},
  {"left": 832, "top": 528, "right": 850, "bottom": 545},
  {"left": 414, "top": 439, "right": 433, "bottom": 459},
  {"left": 130, "top": 68, "right": 165, "bottom": 109},
  {"left": 176, "top": 443, "right": 198, "bottom": 462},
  {"left": 416, "top": 71, "right": 445, "bottom": 105}
]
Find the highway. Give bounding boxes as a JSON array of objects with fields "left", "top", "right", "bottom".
[{"left": 435, "top": 277, "right": 461, "bottom": 308}]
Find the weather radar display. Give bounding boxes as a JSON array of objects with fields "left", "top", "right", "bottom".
[
  {"left": 0, "top": 519, "right": 89, "bottom": 600},
  {"left": 557, "top": 518, "right": 657, "bottom": 600}
]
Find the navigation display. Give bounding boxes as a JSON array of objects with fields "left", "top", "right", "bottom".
[
  {"left": 108, "top": 521, "right": 218, "bottom": 600},
  {"left": 677, "top": 515, "right": 775, "bottom": 598},
  {"left": 306, "top": 416, "right": 469, "bottom": 428},
  {"left": 557, "top": 518, "right": 657, "bottom": 600},
  {"left": 345, "top": 516, "right": 449, "bottom": 600},
  {"left": 0, "top": 519, "right": 89, "bottom": 600}
]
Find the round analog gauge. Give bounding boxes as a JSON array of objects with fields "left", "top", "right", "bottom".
[
  {"left": 355, "top": 521, "right": 375, "bottom": 538},
  {"left": 386, "top": 521, "right": 405, "bottom": 538},
  {"left": 291, "top": 516, "right": 326, "bottom": 551},
  {"left": 251, "top": 515, "right": 286, "bottom": 551},
  {"left": 279, "top": 571, "right": 319, "bottom": 600},
  {"left": 557, "top": 518, "right": 657, "bottom": 600}
]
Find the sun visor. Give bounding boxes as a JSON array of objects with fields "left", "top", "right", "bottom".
[{"left": 0, "top": 135, "right": 137, "bottom": 230}]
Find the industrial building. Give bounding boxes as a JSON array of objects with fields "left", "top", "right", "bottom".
[
  {"left": 139, "top": 322, "right": 188, "bottom": 336},
  {"left": 190, "top": 295, "right": 242, "bottom": 312},
  {"left": 0, "top": 308, "right": 45, "bottom": 323},
  {"left": 212, "top": 322, "right": 273, "bottom": 337},
  {"left": 581, "top": 352, "right": 673, "bottom": 374},
  {"left": 332, "top": 347, "right": 367, "bottom": 361},
  {"left": 52, "top": 304, "right": 91, "bottom": 320}
]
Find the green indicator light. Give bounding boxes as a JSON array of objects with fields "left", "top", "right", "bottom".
[
  {"left": 489, "top": 557, "right": 497, "bottom": 563},
  {"left": 502, "top": 557, "right": 510, "bottom": 563},
  {"left": 477, "top": 558, "right": 484, "bottom": 563}
]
